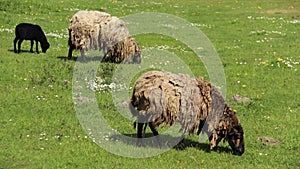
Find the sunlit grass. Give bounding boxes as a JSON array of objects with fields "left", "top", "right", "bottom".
[{"left": 0, "top": 0, "right": 299, "bottom": 168}]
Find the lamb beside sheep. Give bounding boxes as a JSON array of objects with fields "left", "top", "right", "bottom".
[
  {"left": 130, "top": 71, "right": 245, "bottom": 155},
  {"left": 13, "top": 23, "right": 50, "bottom": 54},
  {"left": 68, "top": 10, "right": 141, "bottom": 63}
]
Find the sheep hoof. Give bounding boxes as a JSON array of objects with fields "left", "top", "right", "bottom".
[
  {"left": 210, "top": 146, "right": 218, "bottom": 151},
  {"left": 175, "top": 142, "right": 185, "bottom": 150}
]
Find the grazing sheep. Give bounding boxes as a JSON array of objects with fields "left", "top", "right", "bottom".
[
  {"left": 68, "top": 11, "right": 111, "bottom": 59},
  {"left": 100, "top": 17, "right": 141, "bottom": 64},
  {"left": 68, "top": 11, "right": 141, "bottom": 63},
  {"left": 13, "top": 23, "right": 50, "bottom": 54},
  {"left": 130, "top": 71, "right": 244, "bottom": 155}
]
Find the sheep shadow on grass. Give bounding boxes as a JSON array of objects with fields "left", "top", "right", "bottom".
[
  {"left": 57, "top": 56, "right": 103, "bottom": 62},
  {"left": 8, "top": 49, "right": 38, "bottom": 54},
  {"left": 110, "top": 133, "right": 232, "bottom": 154}
]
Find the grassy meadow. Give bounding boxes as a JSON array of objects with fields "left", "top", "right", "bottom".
[{"left": 0, "top": 0, "right": 299, "bottom": 168}]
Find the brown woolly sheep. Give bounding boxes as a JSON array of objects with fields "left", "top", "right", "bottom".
[
  {"left": 130, "top": 71, "right": 244, "bottom": 155},
  {"left": 68, "top": 11, "right": 141, "bottom": 63}
]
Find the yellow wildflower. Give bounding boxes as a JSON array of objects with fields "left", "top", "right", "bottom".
[{"left": 261, "top": 61, "right": 269, "bottom": 66}]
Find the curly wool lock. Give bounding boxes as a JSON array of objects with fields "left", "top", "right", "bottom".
[
  {"left": 68, "top": 11, "right": 141, "bottom": 63},
  {"left": 130, "top": 71, "right": 245, "bottom": 155}
]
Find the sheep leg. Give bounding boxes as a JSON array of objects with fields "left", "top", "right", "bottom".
[
  {"left": 80, "top": 49, "right": 86, "bottom": 61},
  {"left": 35, "top": 40, "right": 39, "bottom": 54},
  {"left": 29, "top": 40, "right": 34, "bottom": 53},
  {"left": 137, "top": 122, "right": 145, "bottom": 147},
  {"left": 68, "top": 46, "right": 74, "bottom": 59},
  {"left": 17, "top": 39, "right": 24, "bottom": 53},
  {"left": 142, "top": 123, "right": 147, "bottom": 136},
  {"left": 148, "top": 122, "right": 162, "bottom": 148},
  {"left": 209, "top": 132, "right": 222, "bottom": 151},
  {"left": 197, "top": 120, "right": 206, "bottom": 135},
  {"left": 13, "top": 38, "right": 19, "bottom": 53},
  {"left": 175, "top": 138, "right": 186, "bottom": 150}
]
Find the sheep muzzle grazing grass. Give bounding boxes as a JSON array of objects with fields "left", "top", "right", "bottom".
[{"left": 130, "top": 71, "right": 245, "bottom": 155}]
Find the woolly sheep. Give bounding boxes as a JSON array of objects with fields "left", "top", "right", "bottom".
[
  {"left": 100, "top": 17, "right": 141, "bottom": 63},
  {"left": 68, "top": 11, "right": 111, "bottom": 58},
  {"left": 130, "top": 71, "right": 245, "bottom": 155},
  {"left": 13, "top": 23, "right": 50, "bottom": 54},
  {"left": 68, "top": 11, "right": 141, "bottom": 63}
]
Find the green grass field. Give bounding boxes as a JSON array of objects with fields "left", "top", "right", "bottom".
[{"left": 1, "top": 0, "right": 299, "bottom": 168}]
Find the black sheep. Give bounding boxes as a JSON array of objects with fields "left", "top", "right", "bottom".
[{"left": 13, "top": 23, "right": 50, "bottom": 54}]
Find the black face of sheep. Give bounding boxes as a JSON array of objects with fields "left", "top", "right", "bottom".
[
  {"left": 41, "top": 41, "right": 50, "bottom": 53},
  {"left": 13, "top": 23, "right": 50, "bottom": 54},
  {"left": 225, "top": 109, "right": 245, "bottom": 155},
  {"left": 132, "top": 51, "right": 141, "bottom": 64},
  {"left": 227, "top": 125, "right": 244, "bottom": 155}
]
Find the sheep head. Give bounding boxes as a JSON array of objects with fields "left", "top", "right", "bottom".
[
  {"left": 121, "top": 37, "right": 141, "bottom": 64},
  {"left": 210, "top": 106, "right": 245, "bottom": 155},
  {"left": 41, "top": 42, "right": 50, "bottom": 53}
]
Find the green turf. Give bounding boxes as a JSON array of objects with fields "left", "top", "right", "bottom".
[{"left": 0, "top": 0, "right": 299, "bottom": 168}]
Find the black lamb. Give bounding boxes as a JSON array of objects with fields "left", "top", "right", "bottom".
[{"left": 13, "top": 23, "right": 50, "bottom": 54}]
